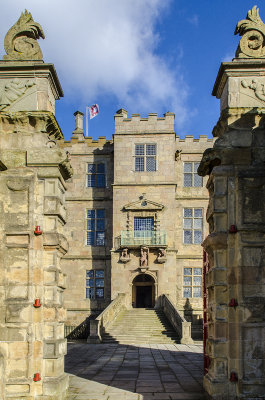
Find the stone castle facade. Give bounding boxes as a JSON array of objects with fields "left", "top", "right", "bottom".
[{"left": 60, "top": 110, "right": 214, "bottom": 334}]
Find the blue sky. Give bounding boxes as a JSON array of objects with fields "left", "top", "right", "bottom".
[{"left": 0, "top": 1, "right": 263, "bottom": 140}]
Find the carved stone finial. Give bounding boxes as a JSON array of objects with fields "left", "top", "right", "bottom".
[
  {"left": 3, "top": 10, "right": 45, "bottom": 61},
  {"left": 235, "top": 6, "right": 265, "bottom": 58}
]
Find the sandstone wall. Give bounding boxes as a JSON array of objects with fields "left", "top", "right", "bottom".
[{"left": 0, "top": 61, "right": 70, "bottom": 399}]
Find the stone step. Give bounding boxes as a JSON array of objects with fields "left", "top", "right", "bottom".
[{"left": 101, "top": 308, "right": 180, "bottom": 344}]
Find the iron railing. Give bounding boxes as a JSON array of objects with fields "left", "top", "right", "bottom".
[{"left": 120, "top": 230, "right": 166, "bottom": 246}]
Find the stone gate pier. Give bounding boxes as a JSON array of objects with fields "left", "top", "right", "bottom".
[
  {"left": 199, "top": 6, "right": 265, "bottom": 400},
  {"left": 0, "top": 11, "right": 72, "bottom": 399}
]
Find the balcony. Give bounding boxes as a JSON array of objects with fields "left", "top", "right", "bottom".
[{"left": 120, "top": 230, "right": 167, "bottom": 247}]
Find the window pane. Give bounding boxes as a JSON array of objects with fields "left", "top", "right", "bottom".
[
  {"left": 87, "top": 219, "right": 95, "bottom": 231},
  {"left": 86, "top": 270, "right": 94, "bottom": 278},
  {"left": 97, "top": 163, "right": 105, "bottom": 173},
  {"left": 87, "top": 210, "right": 95, "bottom": 218},
  {"left": 146, "top": 157, "right": 156, "bottom": 171},
  {"left": 194, "top": 268, "right": 202, "bottom": 275},
  {"left": 184, "top": 276, "right": 192, "bottom": 285},
  {"left": 146, "top": 144, "right": 156, "bottom": 155},
  {"left": 194, "top": 230, "right": 202, "bottom": 244},
  {"left": 184, "top": 268, "right": 192, "bottom": 275},
  {"left": 184, "top": 218, "right": 192, "bottom": 229},
  {"left": 193, "top": 287, "right": 202, "bottom": 297},
  {"left": 135, "top": 157, "right": 144, "bottom": 171},
  {"left": 96, "top": 278, "right": 104, "bottom": 287},
  {"left": 87, "top": 231, "right": 95, "bottom": 245},
  {"left": 97, "top": 210, "right": 105, "bottom": 218},
  {"left": 194, "top": 219, "right": 202, "bottom": 229},
  {"left": 86, "top": 288, "right": 94, "bottom": 299},
  {"left": 96, "top": 231, "right": 105, "bottom": 246},
  {"left": 87, "top": 279, "right": 94, "bottom": 287},
  {"left": 96, "top": 219, "right": 105, "bottom": 231},
  {"left": 184, "top": 230, "right": 192, "bottom": 244},
  {"left": 194, "top": 163, "right": 200, "bottom": 172},
  {"left": 95, "top": 270, "right": 104, "bottom": 278},
  {"left": 134, "top": 217, "right": 154, "bottom": 231},
  {"left": 184, "top": 162, "right": 192, "bottom": 172},
  {"left": 194, "top": 174, "right": 203, "bottom": 187},
  {"left": 184, "top": 287, "right": 192, "bottom": 298},
  {"left": 87, "top": 174, "right": 96, "bottom": 187},
  {"left": 194, "top": 209, "right": 202, "bottom": 217},
  {"left": 87, "top": 164, "right": 96, "bottom": 173},
  {"left": 184, "top": 174, "right": 192, "bottom": 187},
  {"left": 97, "top": 174, "right": 106, "bottom": 187},
  {"left": 193, "top": 276, "right": 202, "bottom": 285},
  {"left": 135, "top": 145, "right": 144, "bottom": 155},
  {"left": 96, "top": 288, "right": 104, "bottom": 298},
  {"left": 184, "top": 208, "right": 192, "bottom": 217}
]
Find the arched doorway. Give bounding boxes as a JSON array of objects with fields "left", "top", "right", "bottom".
[{"left": 132, "top": 274, "right": 155, "bottom": 308}]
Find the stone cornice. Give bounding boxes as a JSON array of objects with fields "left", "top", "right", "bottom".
[
  {"left": 212, "top": 60, "right": 265, "bottom": 99},
  {"left": 0, "top": 61, "right": 63, "bottom": 98},
  {"left": 0, "top": 110, "right": 63, "bottom": 140}
]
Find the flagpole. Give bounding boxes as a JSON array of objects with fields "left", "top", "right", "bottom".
[{"left": 86, "top": 106, "right": 89, "bottom": 137}]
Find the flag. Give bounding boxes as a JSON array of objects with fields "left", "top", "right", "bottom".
[{"left": 88, "top": 104, "right": 99, "bottom": 119}]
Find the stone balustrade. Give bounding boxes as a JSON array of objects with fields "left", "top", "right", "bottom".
[
  {"left": 87, "top": 293, "right": 126, "bottom": 343},
  {"left": 157, "top": 294, "right": 193, "bottom": 344}
]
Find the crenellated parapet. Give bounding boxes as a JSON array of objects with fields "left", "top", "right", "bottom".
[{"left": 114, "top": 108, "right": 175, "bottom": 134}]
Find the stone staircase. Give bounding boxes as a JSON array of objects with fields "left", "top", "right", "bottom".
[{"left": 101, "top": 308, "right": 180, "bottom": 344}]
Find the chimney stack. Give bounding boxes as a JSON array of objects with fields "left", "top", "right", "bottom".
[{"left": 72, "top": 111, "right": 84, "bottom": 138}]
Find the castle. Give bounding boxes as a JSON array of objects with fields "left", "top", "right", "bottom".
[{"left": 60, "top": 109, "right": 214, "bottom": 334}]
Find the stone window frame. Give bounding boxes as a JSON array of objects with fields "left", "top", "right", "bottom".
[
  {"left": 183, "top": 208, "right": 203, "bottom": 244},
  {"left": 86, "top": 162, "right": 106, "bottom": 188},
  {"left": 183, "top": 162, "right": 203, "bottom": 187},
  {"left": 85, "top": 269, "right": 105, "bottom": 299},
  {"left": 134, "top": 143, "right": 157, "bottom": 172},
  {"left": 85, "top": 209, "right": 105, "bottom": 246},
  {"left": 183, "top": 267, "right": 202, "bottom": 298}
]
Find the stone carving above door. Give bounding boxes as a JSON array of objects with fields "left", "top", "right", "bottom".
[
  {"left": 139, "top": 246, "right": 149, "bottom": 272},
  {"left": 120, "top": 248, "right": 130, "bottom": 263},
  {"left": 157, "top": 248, "right": 167, "bottom": 264}
]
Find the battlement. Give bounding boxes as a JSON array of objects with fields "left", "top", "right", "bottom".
[
  {"left": 114, "top": 109, "right": 175, "bottom": 134},
  {"left": 176, "top": 135, "right": 214, "bottom": 143},
  {"left": 61, "top": 135, "right": 113, "bottom": 147}
]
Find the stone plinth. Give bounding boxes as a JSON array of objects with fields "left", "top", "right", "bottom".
[
  {"left": 0, "top": 62, "right": 63, "bottom": 114},
  {"left": 199, "top": 52, "right": 265, "bottom": 400}
]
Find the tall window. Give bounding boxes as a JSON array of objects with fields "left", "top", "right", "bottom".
[
  {"left": 135, "top": 144, "right": 156, "bottom": 171},
  {"left": 86, "top": 270, "right": 104, "bottom": 299},
  {"left": 183, "top": 267, "right": 202, "bottom": 298},
  {"left": 87, "top": 163, "right": 106, "bottom": 187},
  {"left": 184, "top": 162, "right": 202, "bottom": 187},
  {"left": 134, "top": 217, "right": 154, "bottom": 237},
  {"left": 183, "top": 208, "right": 203, "bottom": 244},
  {"left": 86, "top": 209, "right": 105, "bottom": 246}
]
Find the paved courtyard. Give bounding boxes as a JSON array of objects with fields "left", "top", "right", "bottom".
[{"left": 65, "top": 343, "right": 205, "bottom": 400}]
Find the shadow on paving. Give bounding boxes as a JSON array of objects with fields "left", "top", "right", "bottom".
[{"left": 65, "top": 342, "right": 206, "bottom": 400}]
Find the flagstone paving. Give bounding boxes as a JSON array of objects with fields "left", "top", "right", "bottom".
[{"left": 65, "top": 343, "right": 205, "bottom": 400}]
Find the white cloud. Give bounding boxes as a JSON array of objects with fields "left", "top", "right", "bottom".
[
  {"left": 223, "top": 52, "right": 235, "bottom": 62},
  {"left": 187, "top": 14, "right": 199, "bottom": 27},
  {"left": 0, "top": 0, "right": 190, "bottom": 129}
]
